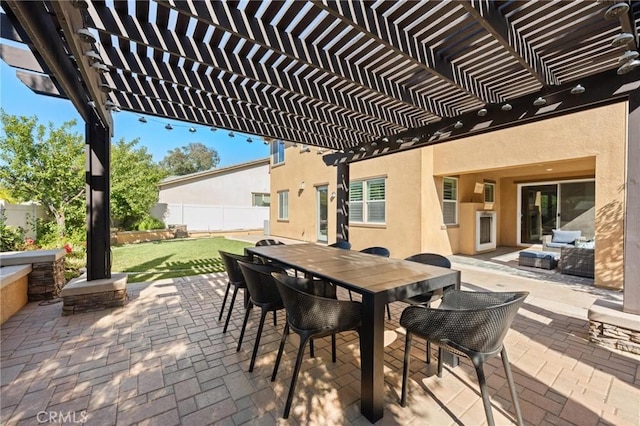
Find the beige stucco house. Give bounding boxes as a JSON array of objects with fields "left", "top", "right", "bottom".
[
  {"left": 269, "top": 103, "right": 628, "bottom": 289},
  {"left": 154, "top": 158, "right": 271, "bottom": 231}
]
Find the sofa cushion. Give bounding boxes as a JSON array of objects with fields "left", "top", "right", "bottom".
[
  {"left": 546, "top": 241, "right": 573, "bottom": 249},
  {"left": 551, "top": 229, "right": 582, "bottom": 244},
  {"left": 519, "top": 250, "right": 557, "bottom": 260}
]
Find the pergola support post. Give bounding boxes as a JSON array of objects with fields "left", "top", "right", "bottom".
[
  {"left": 336, "top": 162, "right": 349, "bottom": 242},
  {"left": 85, "top": 110, "right": 111, "bottom": 281},
  {"left": 624, "top": 93, "right": 640, "bottom": 314}
]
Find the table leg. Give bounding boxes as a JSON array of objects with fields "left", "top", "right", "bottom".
[
  {"left": 441, "top": 270, "right": 462, "bottom": 368},
  {"left": 360, "top": 292, "right": 385, "bottom": 422}
]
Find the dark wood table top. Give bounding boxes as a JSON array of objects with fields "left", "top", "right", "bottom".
[{"left": 247, "top": 243, "right": 457, "bottom": 302}]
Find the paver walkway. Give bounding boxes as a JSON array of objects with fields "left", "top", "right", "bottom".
[{"left": 1, "top": 261, "right": 638, "bottom": 425}]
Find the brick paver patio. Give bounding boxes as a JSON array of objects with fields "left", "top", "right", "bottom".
[{"left": 1, "top": 262, "right": 639, "bottom": 425}]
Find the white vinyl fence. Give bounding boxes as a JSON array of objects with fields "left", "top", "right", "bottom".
[
  {"left": 152, "top": 203, "right": 269, "bottom": 232},
  {"left": 0, "top": 201, "right": 47, "bottom": 238}
]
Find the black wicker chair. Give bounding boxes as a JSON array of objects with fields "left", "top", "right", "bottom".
[
  {"left": 359, "top": 247, "right": 392, "bottom": 319},
  {"left": 403, "top": 253, "right": 454, "bottom": 363},
  {"left": 329, "top": 240, "right": 352, "bottom": 250},
  {"left": 359, "top": 246, "right": 390, "bottom": 257},
  {"left": 236, "top": 261, "right": 286, "bottom": 372},
  {"left": 254, "top": 239, "right": 290, "bottom": 270},
  {"left": 270, "top": 272, "right": 361, "bottom": 419},
  {"left": 218, "top": 250, "right": 253, "bottom": 333},
  {"left": 400, "top": 290, "right": 528, "bottom": 426},
  {"left": 255, "top": 238, "right": 285, "bottom": 246}
]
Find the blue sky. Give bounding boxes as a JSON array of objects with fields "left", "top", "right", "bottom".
[{"left": 0, "top": 61, "right": 269, "bottom": 167}]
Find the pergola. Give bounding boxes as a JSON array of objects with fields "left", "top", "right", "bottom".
[{"left": 1, "top": 1, "right": 639, "bottom": 310}]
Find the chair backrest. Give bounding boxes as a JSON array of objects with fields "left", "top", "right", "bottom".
[
  {"left": 255, "top": 239, "right": 285, "bottom": 246},
  {"left": 237, "top": 261, "right": 284, "bottom": 305},
  {"left": 329, "top": 240, "right": 352, "bottom": 250},
  {"left": 360, "top": 246, "right": 390, "bottom": 257},
  {"left": 404, "top": 253, "right": 451, "bottom": 269},
  {"left": 271, "top": 272, "right": 357, "bottom": 332},
  {"left": 434, "top": 290, "right": 528, "bottom": 355},
  {"left": 218, "top": 250, "right": 252, "bottom": 284}
]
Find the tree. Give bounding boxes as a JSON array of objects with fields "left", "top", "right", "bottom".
[
  {"left": 0, "top": 184, "right": 18, "bottom": 203},
  {"left": 0, "top": 111, "right": 85, "bottom": 237},
  {"left": 110, "top": 138, "right": 167, "bottom": 230},
  {"left": 160, "top": 142, "right": 220, "bottom": 175}
]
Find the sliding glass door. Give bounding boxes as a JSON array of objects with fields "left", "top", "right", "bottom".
[
  {"left": 520, "top": 185, "right": 557, "bottom": 244},
  {"left": 519, "top": 180, "right": 595, "bottom": 244}
]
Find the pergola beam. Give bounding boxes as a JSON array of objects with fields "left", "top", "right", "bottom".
[
  {"left": 460, "top": 0, "right": 557, "bottom": 86},
  {"left": 0, "top": 43, "right": 44, "bottom": 73},
  {"left": 314, "top": 0, "right": 498, "bottom": 108},
  {"left": 16, "top": 71, "right": 64, "bottom": 98},
  {"left": 1, "top": 1, "right": 93, "bottom": 121},
  {"left": 324, "top": 68, "right": 640, "bottom": 165},
  {"left": 49, "top": 1, "right": 112, "bottom": 130}
]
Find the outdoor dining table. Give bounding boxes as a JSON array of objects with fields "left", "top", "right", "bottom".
[{"left": 246, "top": 243, "right": 461, "bottom": 422}]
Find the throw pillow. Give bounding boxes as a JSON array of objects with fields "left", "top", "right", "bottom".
[{"left": 551, "top": 229, "right": 582, "bottom": 244}]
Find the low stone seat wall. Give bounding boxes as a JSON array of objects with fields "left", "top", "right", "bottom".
[
  {"left": 60, "top": 273, "right": 128, "bottom": 315},
  {"left": 0, "top": 249, "right": 66, "bottom": 301},
  {"left": 588, "top": 299, "right": 640, "bottom": 355},
  {"left": 0, "top": 264, "right": 32, "bottom": 324}
]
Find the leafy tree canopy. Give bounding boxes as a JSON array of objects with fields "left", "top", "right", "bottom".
[
  {"left": 0, "top": 185, "right": 18, "bottom": 203},
  {"left": 0, "top": 111, "right": 168, "bottom": 236},
  {"left": 110, "top": 138, "right": 167, "bottom": 230},
  {"left": 0, "top": 110, "right": 85, "bottom": 236},
  {"left": 160, "top": 142, "right": 220, "bottom": 175}
]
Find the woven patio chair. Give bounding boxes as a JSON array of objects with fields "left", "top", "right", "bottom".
[
  {"left": 254, "top": 238, "right": 290, "bottom": 270},
  {"left": 236, "top": 261, "right": 286, "bottom": 372},
  {"left": 270, "top": 272, "right": 362, "bottom": 419},
  {"left": 255, "top": 238, "right": 285, "bottom": 246},
  {"left": 359, "top": 246, "right": 390, "bottom": 256},
  {"left": 218, "top": 250, "right": 253, "bottom": 333},
  {"left": 359, "top": 246, "right": 392, "bottom": 319},
  {"left": 402, "top": 253, "right": 454, "bottom": 364},
  {"left": 329, "top": 240, "right": 352, "bottom": 250},
  {"left": 400, "top": 290, "right": 528, "bottom": 426}
]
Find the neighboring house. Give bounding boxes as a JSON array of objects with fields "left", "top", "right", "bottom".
[
  {"left": 154, "top": 158, "right": 270, "bottom": 232},
  {"left": 269, "top": 103, "right": 627, "bottom": 289}
]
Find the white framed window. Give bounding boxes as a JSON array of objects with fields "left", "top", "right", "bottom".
[
  {"left": 349, "top": 178, "right": 386, "bottom": 224},
  {"left": 484, "top": 182, "right": 495, "bottom": 203},
  {"left": 443, "top": 177, "right": 458, "bottom": 225},
  {"left": 278, "top": 190, "right": 289, "bottom": 220},
  {"left": 271, "top": 140, "right": 285, "bottom": 165},
  {"left": 252, "top": 193, "right": 271, "bottom": 207}
]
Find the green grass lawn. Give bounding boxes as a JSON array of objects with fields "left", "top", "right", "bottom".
[{"left": 111, "top": 237, "right": 251, "bottom": 283}]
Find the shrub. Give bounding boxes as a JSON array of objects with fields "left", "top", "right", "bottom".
[
  {"left": 0, "top": 219, "right": 25, "bottom": 251},
  {"left": 137, "top": 216, "right": 165, "bottom": 231},
  {"left": 34, "top": 218, "right": 87, "bottom": 280}
]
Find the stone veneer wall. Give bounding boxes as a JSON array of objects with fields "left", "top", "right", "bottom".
[
  {"left": 28, "top": 257, "right": 66, "bottom": 301},
  {"left": 61, "top": 289, "right": 127, "bottom": 315},
  {"left": 589, "top": 320, "right": 640, "bottom": 355}
]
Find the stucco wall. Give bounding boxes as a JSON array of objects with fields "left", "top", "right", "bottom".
[
  {"left": 430, "top": 103, "right": 626, "bottom": 288},
  {"left": 269, "top": 147, "right": 337, "bottom": 243},
  {"left": 270, "top": 103, "right": 627, "bottom": 288},
  {"left": 158, "top": 163, "right": 270, "bottom": 206},
  {"left": 0, "top": 267, "right": 29, "bottom": 325},
  {"left": 269, "top": 147, "right": 423, "bottom": 258}
]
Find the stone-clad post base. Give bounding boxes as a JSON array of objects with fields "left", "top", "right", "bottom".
[
  {"left": 60, "top": 273, "right": 128, "bottom": 315},
  {"left": 588, "top": 299, "right": 640, "bottom": 355}
]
